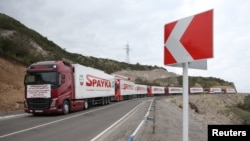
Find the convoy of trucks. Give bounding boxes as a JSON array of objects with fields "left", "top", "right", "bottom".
[{"left": 23, "top": 60, "right": 236, "bottom": 115}]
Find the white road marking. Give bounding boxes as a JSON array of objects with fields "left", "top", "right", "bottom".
[
  {"left": 90, "top": 99, "right": 153, "bottom": 141},
  {"left": 0, "top": 113, "right": 28, "bottom": 120},
  {"left": 0, "top": 101, "right": 126, "bottom": 139}
]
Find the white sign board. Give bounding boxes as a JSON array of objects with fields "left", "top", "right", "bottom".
[
  {"left": 169, "top": 59, "right": 207, "bottom": 70},
  {"left": 164, "top": 9, "right": 213, "bottom": 67},
  {"left": 27, "top": 84, "right": 51, "bottom": 98}
]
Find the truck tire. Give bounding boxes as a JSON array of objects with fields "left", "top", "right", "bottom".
[
  {"left": 102, "top": 97, "right": 105, "bottom": 106},
  {"left": 105, "top": 97, "right": 108, "bottom": 105},
  {"left": 84, "top": 99, "right": 88, "bottom": 110},
  {"left": 107, "top": 97, "right": 111, "bottom": 104},
  {"left": 62, "top": 100, "right": 70, "bottom": 115}
]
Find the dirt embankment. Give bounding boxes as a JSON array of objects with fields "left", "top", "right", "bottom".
[
  {"left": 0, "top": 57, "right": 26, "bottom": 112},
  {"left": 139, "top": 94, "right": 248, "bottom": 141}
]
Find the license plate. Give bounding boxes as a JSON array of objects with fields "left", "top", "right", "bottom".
[{"left": 35, "top": 110, "right": 43, "bottom": 113}]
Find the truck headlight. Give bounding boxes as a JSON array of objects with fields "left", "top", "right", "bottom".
[{"left": 50, "top": 98, "right": 58, "bottom": 107}]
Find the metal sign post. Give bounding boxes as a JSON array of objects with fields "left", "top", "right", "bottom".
[{"left": 183, "top": 62, "right": 189, "bottom": 141}]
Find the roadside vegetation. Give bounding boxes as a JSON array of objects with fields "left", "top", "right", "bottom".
[
  {"left": 232, "top": 95, "right": 250, "bottom": 124},
  {"left": 187, "top": 76, "right": 235, "bottom": 88}
]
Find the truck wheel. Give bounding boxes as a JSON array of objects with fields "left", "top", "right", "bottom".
[
  {"left": 62, "top": 100, "right": 70, "bottom": 115},
  {"left": 107, "top": 97, "right": 111, "bottom": 104},
  {"left": 84, "top": 100, "right": 88, "bottom": 110},
  {"left": 102, "top": 98, "right": 105, "bottom": 106},
  {"left": 105, "top": 97, "right": 108, "bottom": 105}
]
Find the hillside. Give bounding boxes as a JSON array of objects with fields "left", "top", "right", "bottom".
[
  {"left": 114, "top": 69, "right": 235, "bottom": 88},
  {"left": 0, "top": 13, "right": 161, "bottom": 74}
]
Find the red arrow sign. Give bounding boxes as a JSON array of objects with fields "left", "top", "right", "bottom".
[{"left": 164, "top": 9, "right": 213, "bottom": 65}]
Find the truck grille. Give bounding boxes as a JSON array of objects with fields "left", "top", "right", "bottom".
[{"left": 27, "top": 98, "right": 51, "bottom": 110}]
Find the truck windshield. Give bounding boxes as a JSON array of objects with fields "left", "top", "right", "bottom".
[{"left": 24, "top": 72, "right": 57, "bottom": 87}]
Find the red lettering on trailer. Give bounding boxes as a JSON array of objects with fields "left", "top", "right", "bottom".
[
  {"left": 123, "top": 84, "right": 134, "bottom": 90},
  {"left": 192, "top": 88, "right": 201, "bottom": 91},
  {"left": 170, "top": 88, "right": 181, "bottom": 91},
  {"left": 190, "top": 87, "right": 203, "bottom": 93},
  {"left": 86, "top": 74, "right": 111, "bottom": 88},
  {"left": 153, "top": 88, "right": 163, "bottom": 91},
  {"left": 136, "top": 86, "right": 146, "bottom": 91},
  {"left": 225, "top": 88, "right": 236, "bottom": 93},
  {"left": 209, "top": 88, "right": 222, "bottom": 93},
  {"left": 168, "top": 87, "right": 183, "bottom": 94}
]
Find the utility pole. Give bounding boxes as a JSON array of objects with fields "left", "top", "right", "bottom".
[{"left": 124, "top": 42, "right": 131, "bottom": 64}]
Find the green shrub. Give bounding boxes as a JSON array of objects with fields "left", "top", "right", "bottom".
[{"left": 231, "top": 107, "right": 250, "bottom": 124}]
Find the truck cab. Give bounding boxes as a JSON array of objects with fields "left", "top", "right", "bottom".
[{"left": 24, "top": 61, "right": 82, "bottom": 115}]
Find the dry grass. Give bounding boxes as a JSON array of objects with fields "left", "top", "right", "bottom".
[
  {"left": 171, "top": 94, "right": 247, "bottom": 124},
  {"left": 0, "top": 57, "right": 26, "bottom": 112}
]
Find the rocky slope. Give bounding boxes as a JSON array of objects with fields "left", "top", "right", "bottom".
[
  {"left": 114, "top": 69, "right": 178, "bottom": 81},
  {"left": 0, "top": 57, "right": 26, "bottom": 112}
]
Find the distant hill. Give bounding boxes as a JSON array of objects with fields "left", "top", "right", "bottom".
[
  {"left": 114, "top": 69, "right": 235, "bottom": 88},
  {"left": 0, "top": 13, "right": 236, "bottom": 89},
  {"left": 0, "top": 13, "right": 161, "bottom": 74}
]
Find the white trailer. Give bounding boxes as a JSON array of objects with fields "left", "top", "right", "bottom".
[
  {"left": 205, "top": 87, "right": 222, "bottom": 94},
  {"left": 134, "top": 84, "right": 147, "bottom": 97},
  {"left": 167, "top": 87, "right": 183, "bottom": 95},
  {"left": 120, "top": 79, "right": 135, "bottom": 99},
  {"left": 223, "top": 88, "right": 236, "bottom": 94},
  {"left": 73, "top": 64, "right": 115, "bottom": 106},
  {"left": 189, "top": 87, "right": 204, "bottom": 94},
  {"left": 152, "top": 86, "right": 165, "bottom": 95}
]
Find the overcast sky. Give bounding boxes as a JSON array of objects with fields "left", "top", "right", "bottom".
[{"left": 0, "top": 0, "right": 249, "bottom": 93}]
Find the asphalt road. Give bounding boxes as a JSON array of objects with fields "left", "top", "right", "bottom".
[{"left": 0, "top": 97, "right": 151, "bottom": 141}]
